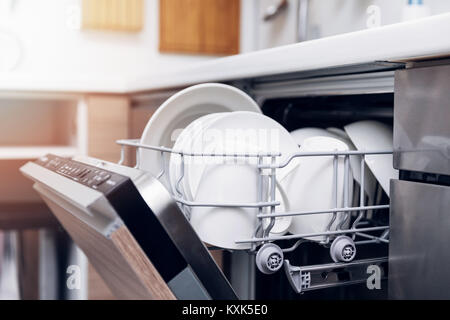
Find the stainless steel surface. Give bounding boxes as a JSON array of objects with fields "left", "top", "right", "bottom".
[
  {"left": 394, "top": 64, "right": 450, "bottom": 175},
  {"left": 167, "top": 266, "right": 210, "bottom": 300},
  {"left": 229, "top": 252, "right": 255, "bottom": 300},
  {"left": 251, "top": 70, "right": 395, "bottom": 102},
  {"left": 21, "top": 162, "right": 121, "bottom": 237},
  {"left": 389, "top": 179, "right": 450, "bottom": 299},
  {"left": 296, "top": 0, "right": 308, "bottom": 42}
]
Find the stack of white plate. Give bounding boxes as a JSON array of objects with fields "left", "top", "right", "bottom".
[
  {"left": 139, "top": 83, "right": 398, "bottom": 250},
  {"left": 169, "top": 111, "right": 300, "bottom": 250}
]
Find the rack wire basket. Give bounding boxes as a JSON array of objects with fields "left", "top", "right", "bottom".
[{"left": 116, "top": 138, "right": 391, "bottom": 293}]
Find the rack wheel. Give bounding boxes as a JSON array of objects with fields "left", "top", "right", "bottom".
[
  {"left": 330, "top": 236, "right": 356, "bottom": 262},
  {"left": 256, "top": 243, "right": 284, "bottom": 274}
]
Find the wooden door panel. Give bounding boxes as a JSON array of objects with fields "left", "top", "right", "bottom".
[
  {"left": 82, "top": 0, "right": 144, "bottom": 32},
  {"left": 203, "top": 0, "right": 240, "bottom": 54},
  {"left": 160, "top": 0, "right": 240, "bottom": 55},
  {"left": 160, "top": 0, "right": 203, "bottom": 52}
]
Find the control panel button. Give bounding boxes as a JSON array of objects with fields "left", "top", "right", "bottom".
[{"left": 35, "top": 154, "right": 127, "bottom": 194}]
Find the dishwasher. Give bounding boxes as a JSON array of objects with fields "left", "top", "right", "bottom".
[{"left": 20, "top": 59, "right": 450, "bottom": 300}]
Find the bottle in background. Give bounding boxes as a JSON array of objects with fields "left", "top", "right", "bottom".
[{"left": 402, "top": 0, "right": 431, "bottom": 22}]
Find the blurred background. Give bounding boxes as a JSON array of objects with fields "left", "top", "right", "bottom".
[
  {"left": 0, "top": 0, "right": 450, "bottom": 78},
  {"left": 0, "top": 0, "right": 449, "bottom": 300}
]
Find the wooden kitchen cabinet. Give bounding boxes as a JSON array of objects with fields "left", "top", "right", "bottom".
[
  {"left": 85, "top": 94, "right": 132, "bottom": 299},
  {"left": 86, "top": 94, "right": 131, "bottom": 163},
  {"left": 82, "top": 0, "right": 144, "bottom": 32},
  {"left": 159, "top": 0, "right": 240, "bottom": 55}
]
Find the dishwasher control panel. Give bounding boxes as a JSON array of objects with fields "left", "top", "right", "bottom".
[{"left": 35, "top": 154, "right": 128, "bottom": 194}]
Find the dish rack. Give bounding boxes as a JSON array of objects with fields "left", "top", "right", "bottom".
[{"left": 116, "top": 138, "right": 391, "bottom": 293}]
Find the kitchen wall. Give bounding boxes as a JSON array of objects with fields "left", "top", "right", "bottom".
[
  {"left": 0, "top": 0, "right": 225, "bottom": 78},
  {"left": 2, "top": 0, "right": 449, "bottom": 79},
  {"left": 247, "top": 0, "right": 450, "bottom": 50},
  {"left": 307, "top": 0, "right": 450, "bottom": 40}
]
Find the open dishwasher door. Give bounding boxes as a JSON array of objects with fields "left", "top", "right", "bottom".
[{"left": 20, "top": 154, "right": 237, "bottom": 300}]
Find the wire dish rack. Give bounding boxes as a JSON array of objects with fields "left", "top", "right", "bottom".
[{"left": 116, "top": 138, "right": 390, "bottom": 293}]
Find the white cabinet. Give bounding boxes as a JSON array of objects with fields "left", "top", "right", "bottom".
[{"left": 253, "top": 0, "right": 300, "bottom": 50}]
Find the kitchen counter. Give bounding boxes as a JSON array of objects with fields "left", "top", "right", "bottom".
[
  {"left": 0, "top": 74, "right": 128, "bottom": 95},
  {"left": 1, "top": 13, "right": 450, "bottom": 94}
]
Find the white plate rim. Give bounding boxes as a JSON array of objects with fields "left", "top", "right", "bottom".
[{"left": 139, "top": 83, "right": 261, "bottom": 185}]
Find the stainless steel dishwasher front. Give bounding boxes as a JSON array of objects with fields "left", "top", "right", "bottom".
[
  {"left": 390, "top": 62, "right": 450, "bottom": 299},
  {"left": 394, "top": 64, "right": 450, "bottom": 176},
  {"left": 389, "top": 180, "right": 450, "bottom": 299}
]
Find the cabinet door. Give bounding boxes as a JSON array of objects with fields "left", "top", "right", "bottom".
[
  {"left": 159, "top": 0, "right": 240, "bottom": 55},
  {"left": 86, "top": 95, "right": 130, "bottom": 163},
  {"left": 256, "top": 0, "right": 299, "bottom": 50},
  {"left": 82, "top": 0, "right": 144, "bottom": 32}
]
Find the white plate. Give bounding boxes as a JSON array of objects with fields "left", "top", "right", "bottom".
[
  {"left": 189, "top": 137, "right": 260, "bottom": 250},
  {"left": 188, "top": 112, "right": 299, "bottom": 249},
  {"left": 139, "top": 83, "right": 261, "bottom": 188},
  {"left": 344, "top": 121, "right": 398, "bottom": 195},
  {"left": 169, "top": 113, "right": 226, "bottom": 199},
  {"left": 282, "top": 136, "right": 353, "bottom": 242},
  {"left": 190, "top": 144, "right": 291, "bottom": 249},
  {"left": 190, "top": 156, "right": 260, "bottom": 250},
  {"left": 187, "top": 111, "right": 301, "bottom": 202}
]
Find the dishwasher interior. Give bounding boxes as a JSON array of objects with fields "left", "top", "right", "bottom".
[
  {"left": 125, "top": 70, "right": 398, "bottom": 300},
  {"left": 111, "top": 67, "right": 401, "bottom": 300},
  {"left": 236, "top": 92, "right": 394, "bottom": 300}
]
